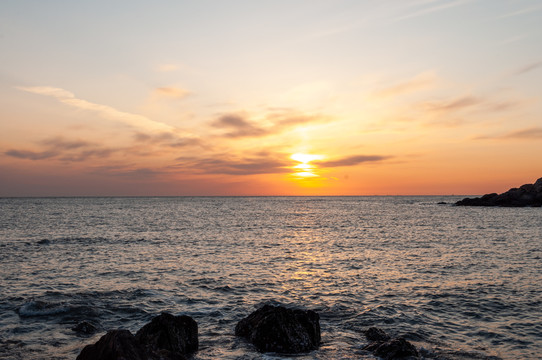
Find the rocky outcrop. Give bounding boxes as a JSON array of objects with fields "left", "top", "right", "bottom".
[
  {"left": 135, "top": 312, "right": 198, "bottom": 358},
  {"left": 363, "top": 327, "right": 419, "bottom": 359},
  {"left": 76, "top": 329, "right": 148, "bottom": 360},
  {"left": 76, "top": 313, "right": 197, "bottom": 360},
  {"left": 456, "top": 177, "right": 542, "bottom": 207},
  {"left": 235, "top": 304, "right": 321, "bottom": 354}
]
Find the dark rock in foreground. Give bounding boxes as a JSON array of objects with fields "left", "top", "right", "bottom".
[
  {"left": 76, "top": 329, "right": 148, "bottom": 360},
  {"left": 363, "top": 327, "right": 419, "bottom": 359},
  {"left": 456, "top": 177, "right": 542, "bottom": 207},
  {"left": 235, "top": 304, "right": 321, "bottom": 354},
  {"left": 135, "top": 312, "right": 198, "bottom": 358},
  {"left": 76, "top": 313, "right": 197, "bottom": 360}
]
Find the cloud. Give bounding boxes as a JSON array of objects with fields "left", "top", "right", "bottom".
[
  {"left": 421, "top": 96, "right": 484, "bottom": 112},
  {"left": 40, "top": 137, "right": 92, "bottom": 150},
  {"left": 212, "top": 114, "right": 268, "bottom": 138},
  {"left": 393, "top": 0, "right": 473, "bottom": 22},
  {"left": 476, "top": 127, "right": 542, "bottom": 140},
  {"left": 17, "top": 86, "right": 174, "bottom": 133},
  {"left": 154, "top": 87, "right": 190, "bottom": 99},
  {"left": 315, "top": 155, "right": 391, "bottom": 168},
  {"left": 175, "top": 152, "right": 291, "bottom": 175},
  {"left": 373, "top": 71, "right": 437, "bottom": 98},
  {"left": 4, "top": 136, "right": 117, "bottom": 162},
  {"left": 496, "top": 4, "right": 542, "bottom": 20},
  {"left": 133, "top": 131, "right": 201, "bottom": 148},
  {"left": 5, "top": 149, "right": 57, "bottom": 160},
  {"left": 514, "top": 61, "right": 542, "bottom": 76},
  {"left": 212, "top": 110, "right": 330, "bottom": 138},
  {"left": 418, "top": 95, "right": 521, "bottom": 115}
]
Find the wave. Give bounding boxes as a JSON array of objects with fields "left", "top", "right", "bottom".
[{"left": 18, "top": 300, "right": 72, "bottom": 317}]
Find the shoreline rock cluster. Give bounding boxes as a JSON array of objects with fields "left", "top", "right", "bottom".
[
  {"left": 77, "top": 313, "right": 198, "bottom": 360},
  {"left": 363, "top": 327, "right": 419, "bottom": 360},
  {"left": 76, "top": 304, "right": 420, "bottom": 359},
  {"left": 456, "top": 177, "right": 542, "bottom": 207}
]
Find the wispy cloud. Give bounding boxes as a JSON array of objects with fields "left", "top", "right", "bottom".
[
  {"left": 154, "top": 86, "right": 190, "bottom": 99},
  {"left": 514, "top": 60, "right": 542, "bottom": 76},
  {"left": 5, "top": 149, "right": 57, "bottom": 160},
  {"left": 175, "top": 152, "right": 291, "bottom": 175},
  {"left": 373, "top": 71, "right": 437, "bottom": 98},
  {"left": 133, "top": 131, "right": 201, "bottom": 148},
  {"left": 212, "top": 114, "right": 268, "bottom": 138},
  {"left": 496, "top": 4, "right": 542, "bottom": 20},
  {"left": 4, "top": 136, "right": 117, "bottom": 162},
  {"left": 315, "top": 154, "right": 391, "bottom": 168},
  {"left": 393, "top": 0, "right": 473, "bottom": 22},
  {"left": 476, "top": 127, "right": 542, "bottom": 140},
  {"left": 212, "top": 110, "right": 330, "bottom": 138},
  {"left": 421, "top": 96, "right": 484, "bottom": 112},
  {"left": 419, "top": 95, "right": 520, "bottom": 114},
  {"left": 17, "top": 86, "right": 174, "bottom": 133}
]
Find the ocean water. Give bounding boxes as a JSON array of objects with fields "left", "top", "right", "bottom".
[{"left": 0, "top": 196, "right": 540, "bottom": 360}]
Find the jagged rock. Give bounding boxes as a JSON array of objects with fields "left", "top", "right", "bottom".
[
  {"left": 456, "top": 177, "right": 542, "bottom": 207},
  {"left": 135, "top": 312, "right": 198, "bottom": 357},
  {"left": 364, "top": 327, "right": 391, "bottom": 342},
  {"left": 77, "top": 313, "right": 197, "bottom": 360},
  {"left": 372, "top": 337, "right": 419, "bottom": 359},
  {"left": 72, "top": 321, "right": 98, "bottom": 335},
  {"left": 76, "top": 329, "right": 148, "bottom": 360},
  {"left": 363, "top": 327, "right": 419, "bottom": 359},
  {"left": 235, "top": 304, "right": 320, "bottom": 353}
]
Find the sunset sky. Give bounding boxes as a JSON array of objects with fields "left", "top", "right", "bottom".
[{"left": 1, "top": 0, "right": 541, "bottom": 196}]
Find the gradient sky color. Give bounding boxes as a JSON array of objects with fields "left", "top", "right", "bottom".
[{"left": 1, "top": 0, "right": 541, "bottom": 196}]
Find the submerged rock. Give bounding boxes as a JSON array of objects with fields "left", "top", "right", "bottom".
[
  {"left": 456, "top": 177, "right": 542, "bottom": 207},
  {"left": 235, "top": 304, "right": 321, "bottom": 354},
  {"left": 135, "top": 312, "right": 198, "bottom": 357},
  {"left": 72, "top": 321, "right": 98, "bottom": 335},
  {"left": 76, "top": 329, "right": 147, "bottom": 360},
  {"left": 77, "top": 313, "right": 197, "bottom": 360},
  {"left": 364, "top": 327, "right": 391, "bottom": 342},
  {"left": 363, "top": 327, "right": 419, "bottom": 359}
]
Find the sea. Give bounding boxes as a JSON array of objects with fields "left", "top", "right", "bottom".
[{"left": 0, "top": 196, "right": 540, "bottom": 359}]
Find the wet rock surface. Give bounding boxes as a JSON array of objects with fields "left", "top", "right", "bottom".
[
  {"left": 76, "top": 329, "right": 148, "bottom": 360},
  {"left": 456, "top": 177, "right": 542, "bottom": 207},
  {"left": 235, "top": 304, "right": 321, "bottom": 354},
  {"left": 76, "top": 313, "right": 197, "bottom": 360},
  {"left": 363, "top": 327, "right": 419, "bottom": 359},
  {"left": 135, "top": 312, "right": 198, "bottom": 358}
]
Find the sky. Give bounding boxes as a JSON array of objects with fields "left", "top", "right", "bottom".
[{"left": 1, "top": 0, "right": 541, "bottom": 196}]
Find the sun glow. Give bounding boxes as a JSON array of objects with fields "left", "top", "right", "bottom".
[{"left": 290, "top": 153, "right": 324, "bottom": 178}]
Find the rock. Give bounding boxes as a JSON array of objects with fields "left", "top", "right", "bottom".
[
  {"left": 72, "top": 321, "right": 98, "bottom": 335},
  {"left": 77, "top": 313, "right": 197, "bottom": 360},
  {"left": 135, "top": 312, "right": 198, "bottom": 357},
  {"left": 456, "top": 177, "right": 542, "bottom": 207},
  {"left": 235, "top": 304, "right": 321, "bottom": 354},
  {"left": 76, "top": 329, "right": 148, "bottom": 360},
  {"left": 372, "top": 337, "right": 419, "bottom": 359},
  {"left": 363, "top": 327, "right": 419, "bottom": 359},
  {"left": 364, "top": 327, "right": 391, "bottom": 342}
]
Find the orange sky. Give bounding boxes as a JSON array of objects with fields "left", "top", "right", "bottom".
[{"left": 1, "top": 1, "right": 541, "bottom": 196}]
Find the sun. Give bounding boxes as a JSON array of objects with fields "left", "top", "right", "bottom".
[{"left": 290, "top": 153, "right": 324, "bottom": 178}]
